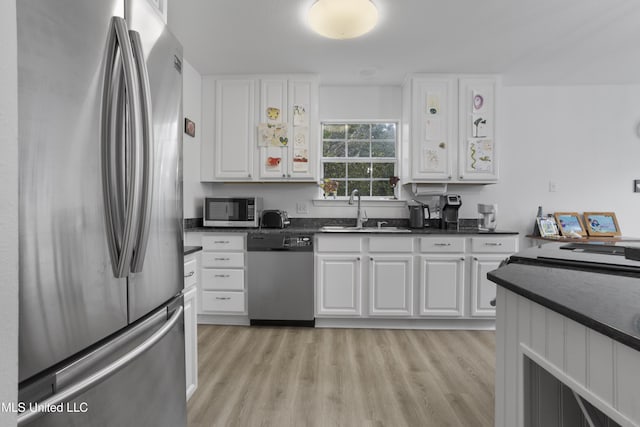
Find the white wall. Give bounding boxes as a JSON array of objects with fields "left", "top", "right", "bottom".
[
  {"left": 185, "top": 81, "right": 640, "bottom": 242},
  {"left": 182, "top": 60, "right": 207, "bottom": 218},
  {"left": 452, "top": 84, "right": 640, "bottom": 244},
  {"left": 189, "top": 85, "right": 408, "bottom": 219},
  {"left": 0, "top": 0, "right": 19, "bottom": 424}
]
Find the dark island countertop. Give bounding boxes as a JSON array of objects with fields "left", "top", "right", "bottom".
[
  {"left": 488, "top": 247, "right": 640, "bottom": 352},
  {"left": 184, "top": 246, "right": 202, "bottom": 256}
]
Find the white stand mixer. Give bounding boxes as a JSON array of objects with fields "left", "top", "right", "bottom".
[{"left": 478, "top": 203, "right": 498, "bottom": 231}]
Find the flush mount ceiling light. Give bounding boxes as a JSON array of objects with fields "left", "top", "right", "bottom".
[{"left": 308, "top": 0, "right": 378, "bottom": 40}]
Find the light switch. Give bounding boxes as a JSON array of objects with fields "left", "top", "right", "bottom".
[
  {"left": 548, "top": 181, "right": 558, "bottom": 192},
  {"left": 296, "top": 202, "right": 309, "bottom": 214},
  {"left": 634, "top": 180, "right": 640, "bottom": 193}
]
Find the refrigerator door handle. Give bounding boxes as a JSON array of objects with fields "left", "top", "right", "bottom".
[
  {"left": 101, "top": 16, "right": 144, "bottom": 278},
  {"left": 17, "top": 305, "right": 183, "bottom": 426},
  {"left": 129, "top": 30, "right": 154, "bottom": 273}
]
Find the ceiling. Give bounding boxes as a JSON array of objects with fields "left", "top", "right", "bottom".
[{"left": 168, "top": 0, "right": 640, "bottom": 85}]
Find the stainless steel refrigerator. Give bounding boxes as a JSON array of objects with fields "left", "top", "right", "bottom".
[{"left": 17, "top": 0, "right": 186, "bottom": 425}]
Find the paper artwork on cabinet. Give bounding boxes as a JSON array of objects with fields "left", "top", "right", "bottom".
[
  {"left": 293, "top": 105, "right": 307, "bottom": 126},
  {"left": 292, "top": 126, "right": 309, "bottom": 172},
  {"left": 472, "top": 91, "right": 485, "bottom": 113},
  {"left": 467, "top": 139, "right": 494, "bottom": 172},
  {"left": 257, "top": 123, "right": 288, "bottom": 147},
  {"left": 423, "top": 147, "right": 440, "bottom": 172},
  {"left": 471, "top": 114, "right": 488, "bottom": 138},
  {"left": 265, "top": 146, "right": 282, "bottom": 169},
  {"left": 266, "top": 107, "right": 280, "bottom": 121},
  {"left": 424, "top": 118, "right": 442, "bottom": 141},
  {"left": 426, "top": 92, "right": 441, "bottom": 115}
]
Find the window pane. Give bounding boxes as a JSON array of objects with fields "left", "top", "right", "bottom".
[
  {"left": 371, "top": 141, "right": 395, "bottom": 158},
  {"left": 348, "top": 163, "right": 371, "bottom": 179},
  {"left": 347, "top": 124, "right": 370, "bottom": 139},
  {"left": 333, "top": 180, "right": 346, "bottom": 196},
  {"left": 372, "top": 162, "right": 395, "bottom": 178},
  {"left": 323, "top": 162, "right": 346, "bottom": 179},
  {"left": 323, "top": 141, "right": 345, "bottom": 157},
  {"left": 372, "top": 123, "right": 396, "bottom": 140},
  {"left": 347, "top": 180, "right": 371, "bottom": 197},
  {"left": 347, "top": 141, "right": 370, "bottom": 157},
  {"left": 323, "top": 124, "right": 346, "bottom": 139},
  {"left": 372, "top": 180, "right": 395, "bottom": 197}
]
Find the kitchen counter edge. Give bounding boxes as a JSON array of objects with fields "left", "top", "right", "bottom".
[{"left": 184, "top": 226, "right": 518, "bottom": 235}]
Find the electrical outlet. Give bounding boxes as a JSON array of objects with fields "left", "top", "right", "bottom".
[
  {"left": 548, "top": 181, "right": 558, "bottom": 192},
  {"left": 296, "top": 202, "right": 309, "bottom": 214}
]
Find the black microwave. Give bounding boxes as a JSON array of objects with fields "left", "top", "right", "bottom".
[{"left": 203, "top": 197, "right": 262, "bottom": 227}]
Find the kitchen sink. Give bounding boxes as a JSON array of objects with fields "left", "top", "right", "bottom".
[{"left": 319, "top": 226, "right": 412, "bottom": 233}]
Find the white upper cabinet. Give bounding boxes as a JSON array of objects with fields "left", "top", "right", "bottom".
[
  {"left": 201, "top": 74, "right": 317, "bottom": 182},
  {"left": 402, "top": 74, "right": 499, "bottom": 184},
  {"left": 406, "top": 77, "right": 456, "bottom": 181},
  {"left": 201, "top": 77, "right": 255, "bottom": 180},
  {"left": 457, "top": 77, "right": 498, "bottom": 181}
]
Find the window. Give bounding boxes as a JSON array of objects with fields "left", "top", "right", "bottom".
[{"left": 321, "top": 122, "right": 397, "bottom": 197}]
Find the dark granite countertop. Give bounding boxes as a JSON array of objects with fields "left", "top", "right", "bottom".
[
  {"left": 184, "top": 226, "right": 517, "bottom": 235},
  {"left": 184, "top": 246, "right": 202, "bottom": 256},
  {"left": 488, "top": 249, "right": 640, "bottom": 352}
]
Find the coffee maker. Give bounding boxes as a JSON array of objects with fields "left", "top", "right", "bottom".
[{"left": 439, "top": 194, "right": 462, "bottom": 230}]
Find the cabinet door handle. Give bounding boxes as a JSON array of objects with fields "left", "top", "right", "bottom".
[
  {"left": 434, "top": 243, "right": 451, "bottom": 246},
  {"left": 460, "top": 257, "right": 465, "bottom": 261},
  {"left": 489, "top": 298, "right": 496, "bottom": 307},
  {"left": 184, "top": 271, "right": 195, "bottom": 278},
  {"left": 215, "top": 297, "right": 231, "bottom": 300},
  {"left": 484, "top": 242, "right": 503, "bottom": 246},
  {"left": 214, "top": 257, "right": 230, "bottom": 261},
  {"left": 214, "top": 240, "right": 230, "bottom": 244},
  {"left": 214, "top": 274, "right": 230, "bottom": 278},
  {"left": 357, "top": 257, "right": 361, "bottom": 261},
  {"left": 473, "top": 257, "right": 478, "bottom": 261}
]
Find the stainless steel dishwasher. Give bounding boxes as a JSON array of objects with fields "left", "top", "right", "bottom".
[{"left": 247, "top": 232, "right": 315, "bottom": 326}]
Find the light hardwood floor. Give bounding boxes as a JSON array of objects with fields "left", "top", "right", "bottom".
[{"left": 188, "top": 326, "right": 495, "bottom": 427}]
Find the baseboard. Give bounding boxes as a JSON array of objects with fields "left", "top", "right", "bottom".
[{"left": 314, "top": 318, "right": 496, "bottom": 330}]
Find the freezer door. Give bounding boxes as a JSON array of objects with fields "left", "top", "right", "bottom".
[
  {"left": 17, "top": 0, "right": 129, "bottom": 382},
  {"left": 126, "top": 0, "right": 185, "bottom": 322},
  {"left": 18, "top": 299, "right": 186, "bottom": 427}
]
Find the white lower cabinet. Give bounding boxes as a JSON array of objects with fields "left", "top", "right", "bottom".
[
  {"left": 315, "top": 234, "right": 518, "bottom": 322},
  {"left": 419, "top": 255, "right": 465, "bottom": 317},
  {"left": 369, "top": 255, "right": 413, "bottom": 316},
  {"left": 183, "top": 285, "right": 197, "bottom": 400},
  {"left": 470, "top": 255, "right": 505, "bottom": 317},
  {"left": 316, "top": 255, "right": 362, "bottom": 316},
  {"left": 183, "top": 253, "right": 199, "bottom": 401}
]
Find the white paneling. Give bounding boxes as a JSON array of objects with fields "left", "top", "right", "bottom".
[
  {"left": 316, "top": 236, "right": 362, "bottom": 253},
  {"left": 546, "top": 310, "right": 565, "bottom": 369},
  {"left": 615, "top": 342, "right": 640, "bottom": 422},
  {"left": 494, "top": 287, "right": 507, "bottom": 427},
  {"left": 369, "top": 236, "right": 413, "bottom": 253},
  {"left": 504, "top": 290, "right": 519, "bottom": 425},
  {"left": 0, "top": 0, "right": 18, "bottom": 423},
  {"left": 516, "top": 296, "right": 531, "bottom": 425},
  {"left": 587, "top": 329, "right": 615, "bottom": 404},
  {"left": 565, "top": 319, "right": 587, "bottom": 386},
  {"left": 369, "top": 256, "right": 413, "bottom": 316},
  {"left": 531, "top": 303, "right": 547, "bottom": 356},
  {"left": 419, "top": 256, "right": 465, "bottom": 317}
]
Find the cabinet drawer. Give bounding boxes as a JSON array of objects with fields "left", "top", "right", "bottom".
[
  {"left": 471, "top": 236, "right": 517, "bottom": 253},
  {"left": 201, "top": 291, "right": 245, "bottom": 313},
  {"left": 184, "top": 258, "right": 198, "bottom": 289},
  {"left": 201, "top": 269, "right": 244, "bottom": 291},
  {"left": 202, "top": 234, "right": 245, "bottom": 251},
  {"left": 316, "top": 236, "right": 362, "bottom": 253},
  {"left": 420, "top": 237, "right": 466, "bottom": 253},
  {"left": 201, "top": 252, "right": 245, "bottom": 268},
  {"left": 369, "top": 237, "right": 414, "bottom": 253}
]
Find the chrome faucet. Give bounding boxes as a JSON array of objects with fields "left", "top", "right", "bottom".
[{"left": 348, "top": 189, "right": 366, "bottom": 228}]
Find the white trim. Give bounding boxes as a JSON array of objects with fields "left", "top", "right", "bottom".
[
  {"left": 315, "top": 317, "right": 495, "bottom": 330},
  {"left": 197, "top": 314, "right": 250, "bottom": 326}
]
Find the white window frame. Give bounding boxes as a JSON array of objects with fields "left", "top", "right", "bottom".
[{"left": 319, "top": 120, "right": 400, "bottom": 200}]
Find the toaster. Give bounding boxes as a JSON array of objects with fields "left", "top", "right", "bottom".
[{"left": 261, "top": 210, "right": 290, "bottom": 229}]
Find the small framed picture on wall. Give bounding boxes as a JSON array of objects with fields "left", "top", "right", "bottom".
[{"left": 184, "top": 118, "right": 196, "bottom": 138}]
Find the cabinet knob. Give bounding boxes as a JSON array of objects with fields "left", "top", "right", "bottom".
[
  {"left": 282, "top": 174, "right": 286, "bottom": 178},
  {"left": 460, "top": 176, "right": 464, "bottom": 180},
  {"left": 357, "top": 257, "right": 361, "bottom": 261},
  {"left": 448, "top": 175, "right": 452, "bottom": 179},
  {"left": 370, "top": 257, "right": 373, "bottom": 261},
  {"left": 460, "top": 257, "right": 465, "bottom": 261},
  {"left": 473, "top": 257, "right": 478, "bottom": 261},
  {"left": 489, "top": 298, "right": 496, "bottom": 307},
  {"left": 248, "top": 173, "right": 252, "bottom": 178}
]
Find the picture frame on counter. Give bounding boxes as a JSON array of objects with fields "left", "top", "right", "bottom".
[
  {"left": 554, "top": 212, "right": 587, "bottom": 237},
  {"left": 536, "top": 216, "right": 559, "bottom": 238},
  {"left": 583, "top": 212, "right": 621, "bottom": 237}
]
